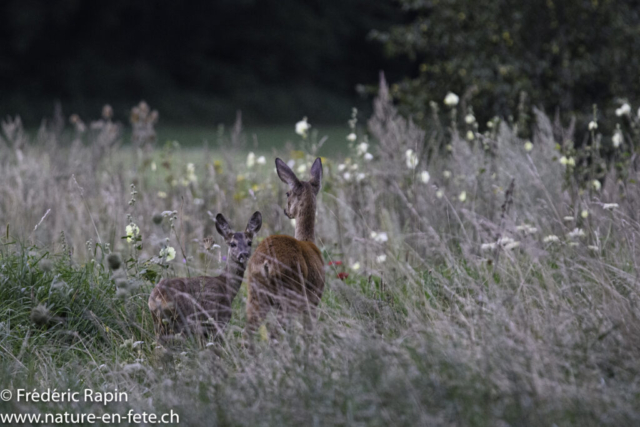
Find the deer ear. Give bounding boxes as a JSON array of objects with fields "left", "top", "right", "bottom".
[
  {"left": 275, "top": 158, "right": 300, "bottom": 190},
  {"left": 215, "top": 213, "right": 233, "bottom": 240},
  {"left": 245, "top": 211, "right": 262, "bottom": 236},
  {"left": 309, "top": 157, "right": 323, "bottom": 193}
]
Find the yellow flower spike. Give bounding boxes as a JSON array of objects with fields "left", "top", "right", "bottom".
[
  {"left": 258, "top": 324, "right": 269, "bottom": 342},
  {"left": 290, "top": 150, "right": 305, "bottom": 160},
  {"left": 213, "top": 160, "right": 223, "bottom": 174}
]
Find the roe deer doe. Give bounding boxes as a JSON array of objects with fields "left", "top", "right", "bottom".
[
  {"left": 149, "top": 211, "right": 262, "bottom": 341},
  {"left": 246, "top": 158, "right": 325, "bottom": 336}
]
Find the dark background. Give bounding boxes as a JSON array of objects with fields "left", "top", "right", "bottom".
[
  {"left": 0, "top": 0, "right": 408, "bottom": 126},
  {"left": 2, "top": 0, "right": 639, "bottom": 129}
]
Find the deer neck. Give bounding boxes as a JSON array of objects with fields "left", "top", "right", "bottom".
[
  {"left": 294, "top": 197, "right": 316, "bottom": 242},
  {"left": 221, "top": 258, "right": 246, "bottom": 300}
]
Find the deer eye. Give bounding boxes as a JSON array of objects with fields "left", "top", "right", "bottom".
[
  {"left": 229, "top": 242, "right": 236, "bottom": 248},
  {"left": 286, "top": 192, "right": 290, "bottom": 197},
  {"left": 247, "top": 241, "right": 252, "bottom": 247}
]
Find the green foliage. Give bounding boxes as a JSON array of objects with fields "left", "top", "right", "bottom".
[{"left": 373, "top": 0, "right": 640, "bottom": 124}]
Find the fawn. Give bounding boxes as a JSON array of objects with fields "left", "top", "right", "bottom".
[
  {"left": 246, "top": 158, "right": 325, "bottom": 336},
  {"left": 149, "top": 211, "right": 262, "bottom": 341}
]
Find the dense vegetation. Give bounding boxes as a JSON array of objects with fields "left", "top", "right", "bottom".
[
  {"left": 373, "top": 0, "right": 640, "bottom": 128},
  {"left": 1, "top": 85, "right": 640, "bottom": 425}
]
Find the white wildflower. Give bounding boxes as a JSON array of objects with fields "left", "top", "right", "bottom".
[
  {"left": 420, "top": 171, "right": 430, "bottom": 183},
  {"left": 159, "top": 246, "right": 176, "bottom": 262},
  {"left": 458, "top": 191, "right": 467, "bottom": 202},
  {"left": 465, "top": 114, "right": 475, "bottom": 124},
  {"left": 567, "top": 228, "right": 586, "bottom": 239},
  {"left": 443, "top": 170, "right": 452, "bottom": 179},
  {"left": 257, "top": 156, "right": 266, "bottom": 165},
  {"left": 481, "top": 242, "right": 497, "bottom": 251},
  {"left": 295, "top": 117, "right": 310, "bottom": 137},
  {"left": 338, "top": 164, "right": 347, "bottom": 172},
  {"left": 612, "top": 131, "right": 623, "bottom": 148},
  {"left": 497, "top": 236, "right": 515, "bottom": 246},
  {"left": 347, "top": 133, "right": 357, "bottom": 142},
  {"left": 603, "top": 203, "right": 618, "bottom": 210},
  {"left": 356, "top": 142, "right": 369, "bottom": 155},
  {"left": 370, "top": 231, "right": 388, "bottom": 243},
  {"left": 466, "top": 130, "right": 474, "bottom": 140},
  {"left": 581, "top": 210, "right": 589, "bottom": 219},
  {"left": 351, "top": 262, "right": 361, "bottom": 271},
  {"left": 126, "top": 224, "right": 140, "bottom": 243},
  {"left": 504, "top": 241, "right": 520, "bottom": 250},
  {"left": 516, "top": 225, "right": 537, "bottom": 234},
  {"left": 376, "top": 254, "right": 387, "bottom": 263},
  {"left": 559, "top": 156, "right": 575, "bottom": 166},
  {"left": 157, "top": 191, "right": 167, "bottom": 199},
  {"left": 405, "top": 149, "right": 419, "bottom": 169},
  {"left": 588, "top": 245, "right": 599, "bottom": 251},
  {"left": 524, "top": 141, "right": 533, "bottom": 152},
  {"left": 297, "top": 164, "right": 307, "bottom": 174},
  {"left": 543, "top": 235, "right": 560, "bottom": 243},
  {"left": 343, "top": 172, "right": 351, "bottom": 181},
  {"left": 563, "top": 216, "right": 574, "bottom": 222},
  {"left": 444, "top": 92, "right": 459, "bottom": 107},
  {"left": 290, "top": 218, "right": 296, "bottom": 227},
  {"left": 287, "top": 159, "right": 295, "bottom": 169},
  {"left": 588, "top": 121, "right": 598, "bottom": 131},
  {"left": 247, "top": 152, "right": 256, "bottom": 168},
  {"left": 592, "top": 179, "right": 601, "bottom": 191},
  {"left": 615, "top": 103, "right": 631, "bottom": 117},
  {"left": 364, "top": 152, "right": 373, "bottom": 161},
  {"left": 436, "top": 189, "right": 444, "bottom": 199},
  {"left": 151, "top": 162, "right": 157, "bottom": 171},
  {"left": 186, "top": 163, "right": 197, "bottom": 183},
  {"left": 568, "top": 242, "right": 579, "bottom": 247},
  {"left": 356, "top": 173, "right": 366, "bottom": 182}
]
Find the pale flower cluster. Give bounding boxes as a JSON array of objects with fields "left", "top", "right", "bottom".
[
  {"left": 126, "top": 224, "right": 140, "bottom": 243},
  {"left": 370, "top": 231, "right": 388, "bottom": 243},
  {"left": 159, "top": 246, "right": 176, "bottom": 262},
  {"left": 567, "top": 228, "right": 586, "bottom": 239},
  {"left": 516, "top": 224, "right": 538, "bottom": 235},
  {"left": 559, "top": 156, "right": 575, "bottom": 166},
  {"left": 357, "top": 142, "right": 369, "bottom": 156},
  {"left": 405, "top": 149, "right": 419, "bottom": 169},
  {"left": 295, "top": 117, "right": 310, "bottom": 138},
  {"left": 612, "top": 131, "right": 623, "bottom": 148},
  {"left": 615, "top": 103, "right": 631, "bottom": 117},
  {"left": 444, "top": 92, "right": 459, "bottom": 107}
]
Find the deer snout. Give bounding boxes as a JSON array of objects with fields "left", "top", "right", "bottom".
[{"left": 237, "top": 252, "right": 250, "bottom": 263}]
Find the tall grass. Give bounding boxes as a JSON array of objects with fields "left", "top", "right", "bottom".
[{"left": 1, "top": 83, "right": 639, "bottom": 426}]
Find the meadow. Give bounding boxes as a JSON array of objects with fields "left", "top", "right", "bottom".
[{"left": 1, "top": 84, "right": 640, "bottom": 426}]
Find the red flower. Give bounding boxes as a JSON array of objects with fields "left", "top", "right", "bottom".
[
  {"left": 328, "top": 261, "right": 343, "bottom": 266},
  {"left": 337, "top": 272, "right": 349, "bottom": 280}
]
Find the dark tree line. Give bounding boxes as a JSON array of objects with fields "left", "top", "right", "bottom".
[{"left": 0, "top": 0, "right": 408, "bottom": 124}]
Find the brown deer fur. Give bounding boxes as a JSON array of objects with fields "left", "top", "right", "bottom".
[
  {"left": 149, "top": 211, "right": 262, "bottom": 341},
  {"left": 246, "top": 158, "right": 325, "bottom": 335}
]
